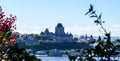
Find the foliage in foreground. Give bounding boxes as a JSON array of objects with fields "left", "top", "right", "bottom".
[
  {"left": 69, "top": 4, "right": 120, "bottom": 61},
  {"left": 79, "top": 4, "right": 119, "bottom": 61},
  {"left": 0, "top": 6, "right": 40, "bottom": 61}
]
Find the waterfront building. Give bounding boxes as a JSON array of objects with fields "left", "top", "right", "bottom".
[{"left": 40, "top": 23, "right": 73, "bottom": 42}]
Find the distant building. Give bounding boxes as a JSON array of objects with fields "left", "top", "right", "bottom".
[
  {"left": 40, "top": 23, "right": 73, "bottom": 42},
  {"left": 55, "top": 23, "right": 65, "bottom": 37},
  {"left": 79, "top": 34, "right": 95, "bottom": 43},
  {"left": 49, "top": 49, "right": 62, "bottom": 56}
]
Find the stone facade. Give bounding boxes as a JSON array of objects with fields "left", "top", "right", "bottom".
[
  {"left": 55, "top": 23, "right": 65, "bottom": 37},
  {"left": 40, "top": 23, "right": 73, "bottom": 42}
]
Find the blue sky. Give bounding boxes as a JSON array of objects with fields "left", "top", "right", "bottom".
[{"left": 0, "top": 0, "right": 120, "bottom": 36}]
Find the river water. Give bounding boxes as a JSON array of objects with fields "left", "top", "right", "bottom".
[
  {"left": 37, "top": 56, "right": 70, "bottom": 61},
  {"left": 37, "top": 56, "right": 120, "bottom": 61}
]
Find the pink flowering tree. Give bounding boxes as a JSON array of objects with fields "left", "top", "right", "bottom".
[
  {"left": 0, "top": 6, "right": 17, "bottom": 60},
  {"left": 0, "top": 6, "right": 40, "bottom": 61}
]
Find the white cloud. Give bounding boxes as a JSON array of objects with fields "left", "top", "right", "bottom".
[
  {"left": 30, "top": 26, "right": 42, "bottom": 34},
  {"left": 109, "top": 25, "right": 120, "bottom": 36},
  {"left": 15, "top": 25, "right": 42, "bottom": 34},
  {"left": 65, "top": 24, "right": 120, "bottom": 36},
  {"left": 65, "top": 26, "right": 102, "bottom": 36},
  {"left": 15, "top": 25, "right": 55, "bottom": 34},
  {"left": 15, "top": 24, "right": 120, "bottom": 36},
  {"left": 112, "top": 25, "right": 120, "bottom": 28}
]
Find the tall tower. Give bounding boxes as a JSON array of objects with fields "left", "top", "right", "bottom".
[{"left": 55, "top": 23, "right": 65, "bottom": 36}]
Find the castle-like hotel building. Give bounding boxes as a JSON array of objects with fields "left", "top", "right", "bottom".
[{"left": 40, "top": 23, "right": 73, "bottom": 42}]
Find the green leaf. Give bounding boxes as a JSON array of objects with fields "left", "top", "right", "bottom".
[
  {"left": 5, "top": 31, "right": 12, "bottom": 38},
  {"left": 90, "top": 15, "right": 97, "bottom": 18},
  {"left": 98, "top": 13, "right": 102, "bottom": 19}
]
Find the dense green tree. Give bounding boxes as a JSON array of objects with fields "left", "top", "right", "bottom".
[{"left": 73, "top": 37, "right": 79, "bottom": 42}]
